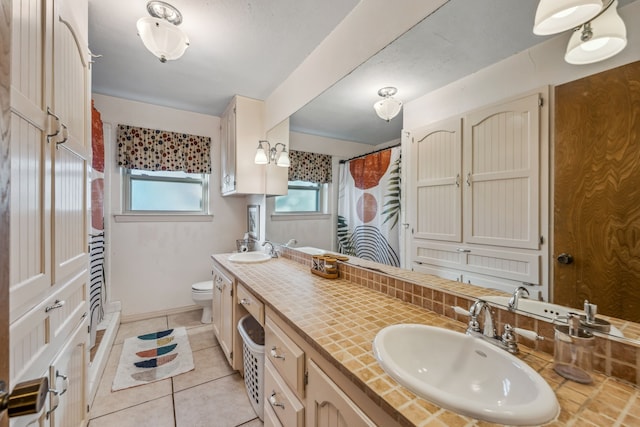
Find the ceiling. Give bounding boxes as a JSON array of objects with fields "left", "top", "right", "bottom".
[{"left": 89, "top": 0, "right": 635, "bottom": 146}]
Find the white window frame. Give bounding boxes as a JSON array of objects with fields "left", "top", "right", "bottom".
[{"left": 122, "top": 169, "right": 210, "bottom": 215}]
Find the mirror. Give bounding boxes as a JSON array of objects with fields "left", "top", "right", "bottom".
[{"left": 266, "top": 0, "right": 640, "bottom": 344}]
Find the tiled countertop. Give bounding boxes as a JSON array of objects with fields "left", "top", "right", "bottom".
[{"left": 212, "top": 254, "right": 640, "bottom": 427}]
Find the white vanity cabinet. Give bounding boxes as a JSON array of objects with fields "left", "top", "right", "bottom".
[
  {"left": 211, "top": 261, "right": 245, "bottom": 372},
  {"left": 264, "top": 311, "right": 400, "bottom": 427},
  {"left": 408, "top": 92, "right": 546, "bottom": 295},
  {"left": 220, "top": 95, "right": 266, "bottom": 195}
]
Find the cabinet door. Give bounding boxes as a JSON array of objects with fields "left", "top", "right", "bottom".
[
  {"left": 219, "top": 278, "right": 234, "bottom": 364},
  {"left": 9, "top": 0, "right": 54, "bottom": 322},
  {"left": 48, "top": 318, "right": 88, "bottom": 427},
  {"left": 306, "top": 360, "right": 376, "bottom": 427},
  {"left": 221, "top": 102, "right": 237, "bottom": 194},
  {"left": 52, "top": 5, "right": 89, "bottom": 282},
  {"left": 410, "top": 117, "right": 462, "bottom": 243},
  {"left": 463, "top": 94, "right": 540, "bottom": 249}
]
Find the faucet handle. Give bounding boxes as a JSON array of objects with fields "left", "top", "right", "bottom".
[
  {"left": 512, "top": 327, "right": 543, "bottom": 341},
  {"left": 452, "top": 306, "right": 471, "bottom": 317},
  {"left": 452, "top": 306, "right": 480, "bottom": 332}
]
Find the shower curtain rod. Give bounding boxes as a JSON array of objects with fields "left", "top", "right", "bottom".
[{"left": 339, "top": 143, "right": 401, "bottom": 164}]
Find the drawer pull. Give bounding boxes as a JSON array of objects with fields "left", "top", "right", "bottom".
[
  {"left": 45, "top": 299, "right": 65, "bottom": 313},
  {"left": 240, "top": 298, "right": 251, "bottom": 305},
  {"left": 56, "top": 371, "right": 69, "bottom": 396},
  {"left": 269, "top": 391, "right": 285, "bottom": 409},
  {"left": 270, "top": 346, "right": 285, "bottom": 360}
]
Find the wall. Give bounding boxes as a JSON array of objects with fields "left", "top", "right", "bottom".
[
  {"left": 265, "top": 131, "right": 399, "bottom": 250},
  {"left": 93, "top": 94, "right": 247, "bottom": 319}
]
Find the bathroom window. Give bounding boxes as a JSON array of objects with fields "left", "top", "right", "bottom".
[
  {"left": 275, "top": 180, "right": 323, "bottom": 213},
  {"left": 123, "top": 169, "right": 209, "bottom": 213}
]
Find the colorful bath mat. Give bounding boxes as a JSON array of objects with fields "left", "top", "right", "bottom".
[{"left": 112, "top": 327, "right": 194, "bottom": 391}]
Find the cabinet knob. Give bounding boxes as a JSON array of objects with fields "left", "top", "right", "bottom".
[
  {"left": 556, "top": 253, "right": 574, "bottom": 264},
  {"left": 240, "top": 298, "right": 250, "bottom": 305},
  {"left": 45, "top": 299, "right": 65, "bottom": 313},
  {"left": 270, "top": 346, "right": 285, "bottom": 360}
]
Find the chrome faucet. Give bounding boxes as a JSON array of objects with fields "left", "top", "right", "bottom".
[
  {"left": 453, "top": 299, "right": 543, "bottom": 354},
  {"left": 508, "top": 286, "right": 530, "bottom": 311},
  {"left": 262, "top": 241, "right": 278, "bottom": 258}
]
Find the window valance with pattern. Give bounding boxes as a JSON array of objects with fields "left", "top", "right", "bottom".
[
  {"left": 117, "top": 124, "right": 212, "bottom": 174},
  {"left": 288, "top": 150, "right": 332, "bottom": 184}
]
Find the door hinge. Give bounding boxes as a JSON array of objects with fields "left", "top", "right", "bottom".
[
  {"left": 540, "top": 236, "right": 544, "bottom": 245},
  {"left": 304, "top": 371, "right": 309, "bottom": 386},
  {"left": 87, "top": 325, "right": 90, "bottom": 334},
  {"left": 230, "top": 288, "right": 234, "bottom": 297},
  {"left": 538, "top": 97, "right": 544, "bottom": 107},
  {"left": 87, "top": 404, "right": 90, "bottom": 413},
  {"left": 229, "top": 351, "right": 233, "bottom": 360}
]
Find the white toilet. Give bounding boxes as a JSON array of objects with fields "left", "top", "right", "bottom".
[{"left": 191, "top": 280, "right": 213, "bottom": 323}]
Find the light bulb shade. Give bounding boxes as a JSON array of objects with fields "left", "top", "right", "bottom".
[
  {"left": 533, "top": 0, "right": 603, "bottom": 35},
  {"left": 374, "top": 97, "right": 403, "bottom": 122},
  {"left": 254, "top": 146, "right": 268, "bottom": 164},
  {"left": 565, "top": 0, "right": 627, "bottom": 64},
  {"left": 137, "top": 17, "right": 189, "bottom": 62},
  {"left": 276, "top": 150, "right": 290, "bottom": 168}
]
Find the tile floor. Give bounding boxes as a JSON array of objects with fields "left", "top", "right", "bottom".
[{"left": 88, "top": 310, "right": 263, "bottom": 427}]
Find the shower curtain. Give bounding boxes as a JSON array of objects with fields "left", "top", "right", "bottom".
[
  {"left": 338, "top": 147, "right": 401, "bottom": 266},
  {"left": 90, "top": 101, "right": 106, "bottom": 349}
]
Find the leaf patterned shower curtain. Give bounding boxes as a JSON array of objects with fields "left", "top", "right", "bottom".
[{"left": 337, "top": 147, "right": 401, "bottom": 266}]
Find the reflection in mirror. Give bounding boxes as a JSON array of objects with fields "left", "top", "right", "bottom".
[{"left": 267, "top": 0, "right": 640, "bottom": 345}]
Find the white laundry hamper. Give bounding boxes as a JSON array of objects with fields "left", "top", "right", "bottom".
[{"left": 237, "top": 314, "right": 265, "bottom": 421}]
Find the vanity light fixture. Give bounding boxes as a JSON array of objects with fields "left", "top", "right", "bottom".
[
  {"left": 254, "top": 140, "right": 290, "bottom": 167},
  {"left": 373, "top": 87, "right": 403, "bottom": 122},
  {"left": 533, "top": 0, "right": 627, "bottom": 65},
  {"left": 137, "top": 1, "right": 190, "bottom": 63}
]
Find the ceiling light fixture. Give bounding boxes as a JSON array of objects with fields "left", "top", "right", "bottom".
[
  {"left": 137, "top": 1, "right": 189, "bottom": 63},
  {"left": 373, "top": 87, "right": 403, "bottom": 122},
  {"left": 254, "top": 140, "right": 290, "bottom": 168},
  {"left": 533, "top": 0, "right": 627, "bottom": 65}
]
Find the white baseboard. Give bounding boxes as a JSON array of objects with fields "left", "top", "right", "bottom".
[{"left": 119, "top": 304, "right": 200, "bottom": 324}]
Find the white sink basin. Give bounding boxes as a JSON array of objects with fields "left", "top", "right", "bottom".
[
  {"left": 373, "top": 324, "right": 559, "bottom": 425},
  {"left": 481, "top": 296, "right": 624, "bottom": 338},
  {"left": 228, "top": 252, "right": 271, "bottom": 263},
  {"left": 295, "top": 246, "right": 326, "bottom": 255}
]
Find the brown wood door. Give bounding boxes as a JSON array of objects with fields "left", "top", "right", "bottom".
[
  {"left": 1, "top": 0, "right": 11, "bottom": 425},
  {"left": 554, "top": 61, "right": 640, "bottom": 322}
]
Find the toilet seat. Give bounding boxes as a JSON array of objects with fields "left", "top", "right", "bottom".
[{"left": 192, "top": 281, "right": 213, "bottom": 292}]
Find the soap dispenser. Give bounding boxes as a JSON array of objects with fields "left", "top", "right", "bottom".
[{"left": 553, "top": 312, "right": 594, "bottom": 384}]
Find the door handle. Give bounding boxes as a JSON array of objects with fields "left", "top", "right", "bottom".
[
  {"left": 0, "top": 377, "right": 49, "bottom": 418},
  {"left": 557, "top": 253, "right": 574, "bottom": 264}
]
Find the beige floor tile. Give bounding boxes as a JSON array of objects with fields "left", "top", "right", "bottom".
[
  {"left": 90, "top": 342, "right": 173, "bottom": 418},
  {"left": 114, "top": 317, "right": 169, "bottom": 345},
  {"left": 172, "top": 345, "right": 234, "bottom": 392},
  {"left": 187, "top": 323, "right": 218, "bottom": 352},
  {"left": 169, "top": 309, "right": 208, "bottom": 329},
  {"left": 88, "top": 395, "right": 174, "bottom": 427},
  {"left": 174, "top": 375, "right": 258, "bottom": 427}
]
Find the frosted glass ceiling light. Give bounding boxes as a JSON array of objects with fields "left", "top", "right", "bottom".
[
  {"left": 533, "top": 0, "right": 603, "bottom": 35},
  {"left": 137, "top": 1, "right": 189, "bottom": 63},
  {"left": 565, "top": 0, "right": 627, "bottom": 64},
  {"left": 374, "top": 87, "right": 403, "bottom": 122}
]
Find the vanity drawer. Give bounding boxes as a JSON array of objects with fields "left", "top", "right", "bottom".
[
  {"left": 237, "top": 283, "right": 264, "bottom": 325},
  {"left": 263, "top": 394, "right": 284, "bottom": 427},
  {"left": 265, "top": 360, "right": 304, "bottom": 427},
  {"left": 265, "top": 316, "right": 306, "bottom": 398}
]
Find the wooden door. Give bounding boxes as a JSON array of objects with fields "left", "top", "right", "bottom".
[
  {"left": 464, "top": 93, "right": 541, "bottom": 249},
  {"left": 1, "top": 1, "right": 11, "bottom": 424},
  {"left": 410, "top": 117, "right": 462, "bottom": 243},
  {"left": 554, "top": 61, "right": 640, "bottom": 322}
]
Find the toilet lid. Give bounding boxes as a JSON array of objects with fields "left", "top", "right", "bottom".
[{"left": 192, "top": 280, "right": 213, "bottom": 291}]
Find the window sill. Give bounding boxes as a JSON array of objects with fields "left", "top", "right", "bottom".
[
  {"left": 114, "top": 214, "right": 214, "bottom": 223},
  {"left": 270, "top": 213, "right": 331, "bottom": 221}
]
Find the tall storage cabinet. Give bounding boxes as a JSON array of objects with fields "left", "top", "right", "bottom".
[
  {"left": 9, "top": 0, "right": 90, "bottom": 425},
  {"left": 408, "top": 92, "right": 546, "bottom": 296}
]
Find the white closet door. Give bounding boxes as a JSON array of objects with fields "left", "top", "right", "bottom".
[
  {"left": 463, "top": 93, "right": 540, "bottom": 249},
  {"left": 410, "top": 117, "right": 462, "bottom": 243},
  {"left": 52, "top": 8, "right": 89, "bottom": 281},
  {"left": 9, "top": 0, "right": 53, "bottom": 322}
]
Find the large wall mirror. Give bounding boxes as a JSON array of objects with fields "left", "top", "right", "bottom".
[{"left": 265, "top": 0, "right": 640, "bottom": 345}]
